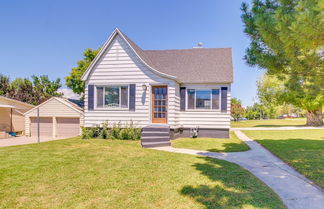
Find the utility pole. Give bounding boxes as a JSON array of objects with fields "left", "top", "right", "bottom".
[{"left": 37, "top": 108, "right": 40, "bottom": 143}]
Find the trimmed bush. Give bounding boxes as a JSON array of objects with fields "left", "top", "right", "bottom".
[{"left": 81, "top": 121, "right": 141, "bottom": 140}]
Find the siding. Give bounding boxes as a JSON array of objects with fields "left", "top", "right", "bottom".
[
  {"left": 177, "top": 84, "right": 231, "bottom": 129},
  {"left": 25, "top": 98, "right": 83, "bottom": 136},
  {"left": 0, "top": 97, "right": 33, "bottom": 133},
  {"left": 84, "top": 35, "right": 178, "bottom": 128},
  {"left": 84, "top": 34, "right": 231, "bottom": 130}
]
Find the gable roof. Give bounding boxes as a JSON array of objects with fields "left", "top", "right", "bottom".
[
  {"left": 82, "top": 28, "right": 234, "bottom": 84},
  {"left": 0, "top": 96, "right": 35, "bottom": 109},
  {"left": 24, "top": 97, "right": 83, "bottom": 116}
]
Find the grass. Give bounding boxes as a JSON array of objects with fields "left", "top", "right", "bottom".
[
  {"left": 172, "top": 132, "right": 250, "bottom": 152},
  {"left": 231, "top": 118, "right": 306, "bottom": 128},
  {"left": 244, "top": 129, "right": 324, "bottom": 188},
  {"left": 0, "top": 137, "right": 285, "bottom": 209}
]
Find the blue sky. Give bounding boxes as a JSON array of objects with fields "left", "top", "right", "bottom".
[{"left": 0, "top": 0, "right": 264, "bottom": 106}]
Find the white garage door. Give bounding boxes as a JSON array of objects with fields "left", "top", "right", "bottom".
[
  {"left": 56, "top": 117, "right": 80, "bottom": 138},
  {"left": 30, "top": 117, "right": 53, "bottom": 137}
]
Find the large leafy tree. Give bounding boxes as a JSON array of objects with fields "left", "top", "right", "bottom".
[
  {"left": 31, "top": 75, "right": 62, "bottom": 104},
  {"left": 9, "top": 78, "right": 34, "bottom": 104},
  {"left": 0, "top": 75, "right": 62, "bottom": 105},
  {"left": 66, "top": 48, "right": 99, "bottom": 96},
  {"left": 241, "top": 0, "right": 324, "bottom": 126}
]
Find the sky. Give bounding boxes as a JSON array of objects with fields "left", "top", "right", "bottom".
[{"left": 0, "top": 0, "right": 265, "bottom": 106}]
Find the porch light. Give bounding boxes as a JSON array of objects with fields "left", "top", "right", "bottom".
[{"left": 142, "top": 84, "right": 147, "bottom": 91}]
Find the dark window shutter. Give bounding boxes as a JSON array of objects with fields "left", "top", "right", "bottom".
[
  {"left": 88, "top": 85, "right": 94, "bottom": 111},
  {"left": 221, "top": 87, "right": 228, "bottom": 113},
  {"left": 187, "top": 89, "right": 195, "bottom": 109},
  {"left": 212, "top": 89, "right": 220, "bottom": 109},
  {"left": 180, "top": 87, "right": 186, "bottom": 111},
  {"left": 129, "top": 84, "right": 136, "bottom": 111}
]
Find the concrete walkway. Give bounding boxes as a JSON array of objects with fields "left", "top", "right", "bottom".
[
  {"left": 232, "top": 126, "right": 324, "bottom": 131},
  {"left": 152, "top": 130, "right": 324, "bottom": 209},
  {"left": 0, "top": 136, "right": 67, "bottom": 147}
]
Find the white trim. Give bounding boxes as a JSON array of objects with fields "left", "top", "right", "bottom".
[
  {"left": 150, "top": 85, "right": 169, "bottom": 124},
  {"left": 186, "top": 88, "right": 221, "bottom": 111},
  {"left": 24, "top": 97, "right": 83, "bottom": 116},
  {"left": 94, "top": 85, "right": 129, "bottom": 110},
  {"left": 81, "top": 28, "right": 178, "bottom": 82}
]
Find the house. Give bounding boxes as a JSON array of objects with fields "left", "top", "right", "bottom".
[
  {"left": 0, "top": 96, "right": 34, "bottom": 138},
  {"left": 81, "top": 28, "right": 233, "bottom": 147},
  {"left": 24, "top": 97, "right": 84, "bottom": 138}
]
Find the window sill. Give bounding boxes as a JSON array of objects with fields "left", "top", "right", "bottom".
[
  {"left": 184, "top": 109, "right": 221, "bottom": 112},
  {"left": 94, "top": 108, "right": 129, "bottom": 111}
]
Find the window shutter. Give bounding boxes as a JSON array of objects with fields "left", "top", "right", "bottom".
[
  {"left": 88, "top": 85, "right": 94, "bottom": 111},
  {"left": 212, "top": 89, "right": 220, "bottom": 109},
  {"left": 180, "top": 87, "right": 186, "bottom": 111},
  {"left": 129, "top": 84, "right": 136, "bottom": 111},
  {"left": 221, "top": 87, "right": 228, "bottom": 113},
  {"left": 187, "top": 89, "right": 195, "bottom": 109}
]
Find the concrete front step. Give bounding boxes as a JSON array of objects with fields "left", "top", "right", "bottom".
[
  {"left": 141, "top": 125, "right": 171, "bottom": 148},
  {"left": 141, "top": 131, "right": 170, "bottom": 137},
  {"left": 142, "top": 127, "right": 170, "bottom": 132},
  {"left": 141, "top": 137, "right": 170, "bottom": 143},
  {"left": 141, "top": 141, "right": 171, "bottom": 148}
]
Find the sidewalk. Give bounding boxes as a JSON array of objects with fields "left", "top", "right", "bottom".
[
  {"left": 152, "top": 130, "right": 324, "bottom": 209},
  {"left": 231, "top": 126, "right": 324, "bottom": 131}
]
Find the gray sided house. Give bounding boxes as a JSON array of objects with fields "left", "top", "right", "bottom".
[{"left": 81, "top": 28, "right": 233, "bottom": 147}]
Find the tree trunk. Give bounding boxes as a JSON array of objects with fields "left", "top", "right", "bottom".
[{"left": 306, "top": 108, "right": 323, "bottom": 126}]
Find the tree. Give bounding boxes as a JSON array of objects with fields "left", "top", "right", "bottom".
[
  {"left": 0, "top": 74, "right": 11, "bottom": 96},
  {"left": 66, "top": 48, "right": 100, "bottom": 96},
  {"left": 9, "top": 78, "right": 34, "bottom": 104},
  {"left": 256, "top": 74, "right": 283, "bottom": 118},
  {"left": 31, "top": 75, "right": 62, "bottom": 104},
  {"left": 231, "top": 98, "right": 244, "bottom": 121},
  {"left": 244, "top": 103, "right": 266, "bottom": 120},
  {"left": 241, "top": 0, "right": 324, "bottom": 126},
  {"left": 0, "top": 75, "right": 62, "bottom": 105}
]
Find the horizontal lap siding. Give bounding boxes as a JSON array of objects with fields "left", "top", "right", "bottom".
[
  {"left": 25, "top": 99, "right": 83, "bottom": 136},
  {"left": 85, "top": 35, "right": 177, "bottom": 128},
  {"left": 25, "top": 99, "right": 81, "bottom": 117},
  {"left": 177, "top": 84, "right": 231, "bottom": 129}
]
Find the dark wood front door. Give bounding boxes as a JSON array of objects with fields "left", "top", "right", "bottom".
[{"left": 152, "top": 86, "right": 168, "bottom": 123}]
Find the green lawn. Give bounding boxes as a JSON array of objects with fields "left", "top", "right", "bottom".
[
  {"left": 172, "top": 132, "right": 250, "bottom": 152},
  {"left": 231, "top": 118, "right": 306, "bottom": 128},
  {"left": 0, "top": 138, "right": 285, "bottom": 209},
  {"left": 244, "top": 129, "right": 324, "bottom": 188}
]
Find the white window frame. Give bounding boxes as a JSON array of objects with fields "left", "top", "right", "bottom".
[
  {"left": 94, "top": 85, "right": 130, "bottom": 110},
  {"left": 186, "top": 88, "right": 221, "bottom": 111}
]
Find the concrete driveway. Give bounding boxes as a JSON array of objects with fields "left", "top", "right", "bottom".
[{"left": 0, "top": 136, "right": 69, "bottom": 148}]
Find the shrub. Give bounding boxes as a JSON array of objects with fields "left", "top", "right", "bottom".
[
  {"left": 81, "top": 127, "right": 93, "bottom": 139},
  {"left": 81, "top": 121, "right": 141, "bottom": 140}
]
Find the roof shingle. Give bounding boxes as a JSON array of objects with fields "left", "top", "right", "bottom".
[{"left": 120, "top": 31, "right": 233, "bottom": 83}]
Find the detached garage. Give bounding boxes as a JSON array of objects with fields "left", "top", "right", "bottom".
[{"left": 24, "top": 97, "right": 84, "bottom": 138}]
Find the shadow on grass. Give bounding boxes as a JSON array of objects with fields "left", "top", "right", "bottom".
[
  {"left": 255, "top": 138, "right": 324, "bottom": 189},
  {"left": 206, "top": 142, "right": 249, "bottom": 153},
  {"left": 180, "top": 157, "right": 284, "bottom": 209}
]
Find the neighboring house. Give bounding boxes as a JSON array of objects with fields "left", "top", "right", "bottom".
[
  {"left": 0, "top": 96, "right": 34, "bottom": 137},
  {"left": 81, "top": 28, "right": 233, "bottom": 147},
  {"left": 24, "top": 97, "right": 84, "bottom": 138}
]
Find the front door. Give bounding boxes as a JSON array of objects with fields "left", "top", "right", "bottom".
[{"left": 152, "top": 86, "right": 168, "bottom": 123}]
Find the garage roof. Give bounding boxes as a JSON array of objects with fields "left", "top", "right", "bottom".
[{"left": 24, "top": 97, "right": 83, "bottom": 116}]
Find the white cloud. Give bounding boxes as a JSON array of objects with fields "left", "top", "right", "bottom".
[{"left": 57, "top": 88, "right": 80, "bottom": 100}]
